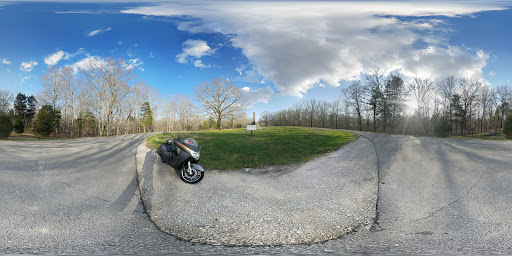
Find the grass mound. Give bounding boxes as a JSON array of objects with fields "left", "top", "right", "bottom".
[{"left": 146, "top": 126, "right": 357, "bottom": 170}]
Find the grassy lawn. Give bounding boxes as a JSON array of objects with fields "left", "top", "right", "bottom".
[
  {"left": 449, "top": 131, "right": 509, "bottom": 141},
  {"left": 146, "top": 126, "right": 358, "bottom": 170}
]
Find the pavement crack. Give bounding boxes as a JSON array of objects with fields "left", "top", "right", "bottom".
[
  {"left": 411, "top": 169, "right": 488, "bottom": 223},
  {"left": 54, "top": 181, "right": 111, "bottom": 203},
  {"left": 354, "top": 132, "right": 386, "bottom": 232}
]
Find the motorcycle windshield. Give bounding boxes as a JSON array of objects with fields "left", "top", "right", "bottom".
[{"left": 183, "top": 138, "right": 198, "bottom": 147}]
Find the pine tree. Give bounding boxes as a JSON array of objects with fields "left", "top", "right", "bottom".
[
  {"left": 13, "top": 93, "right": 37, "bottom": 129},
  {"left": 77, "top": 110, "right": 96, "bottom": 137},
  {"left": 14, "top": 93, "right": 27, "bottom": 125},
  {"left": 140, "top": 102, "right": 153, "bottom": 133},
  {"left": 504, "top": 114, "right": 512, "bottom": 139},
  {"left": 26, "top": 96, "right": 37, "bottom": 128},
  {"left": 34, "top": 105, "right": 61, "bottom": 138}
]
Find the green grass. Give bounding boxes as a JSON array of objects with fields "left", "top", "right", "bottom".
[
  {"left": 146, "top": 126, "right": 358, "bottom": 170},
  {"left": 449, "top": 131, "right": 509, "bottom": 141}
]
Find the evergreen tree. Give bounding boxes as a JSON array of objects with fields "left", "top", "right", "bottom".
[
  {"left": 208, "top": 116, "right": 217, "bottom": 130},
  {"left": 34, "top": 105, "right": 61, "bottom": 138},
  {"left": 14, "top": 93, "right": 27, "bottom": 124},
  {"left": 26, "top": 96, "right": 37, "bottom": 128},
  {"left": 435, "top": 118, "right": 452, "bottom": 137},
  {"left": 450, "top": 94, "right": 465, "bottom": 135},
  {"left": 13, "top": 116, "right": 24, "bottom": 134},
  {"left": 76, "top": 110, "right": 96, "bottom": 137},
  {"left": 140, "top": 102, "right": 153, "bottom": 133},
  {"left": 13, "top": 93, "right": 37, "bottom": 129},
  {"left": 504, "top": 114, "right": 512, "bottom": 139}
]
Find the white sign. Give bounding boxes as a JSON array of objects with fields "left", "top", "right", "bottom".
[{"left": 246, "top": 125, "right": 257, "bottom": 131}]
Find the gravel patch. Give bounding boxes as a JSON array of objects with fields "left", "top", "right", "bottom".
[{"left": 136, "top": 136, "right": 378, "bottom": 246}]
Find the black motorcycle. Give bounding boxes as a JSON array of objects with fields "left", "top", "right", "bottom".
[{"left": 157, "top": 137, "right": 205, "bottom": 183}]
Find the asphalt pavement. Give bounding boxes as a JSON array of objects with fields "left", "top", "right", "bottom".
[
  {"left": 136, "top": 136, "right": 378, "bottom": 246},
  {"left": 1, "top": 132, "right": 512, "bottom": 255},
  {"left": 0, "top": 134, "right": 190, "bottom": 254},
  {"left": 303, "top": 132, "right": 512, "bottom": 254}
]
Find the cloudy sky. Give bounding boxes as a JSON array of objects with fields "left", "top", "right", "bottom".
[{"left": 1, "top": 0, "right": 511, "bottom": 117}]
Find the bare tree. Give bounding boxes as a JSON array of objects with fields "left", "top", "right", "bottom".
[
  {"left": 79, "top": 58, "right": 137, "bottom": 136},
  {"left": 458, "top": 79, "right": 481, "bottom": 135},
  {"left": 194, "top": 77, "right": 246, "bottom": 130},
  {"left": 162, "top": 95, "right": 177, "bottom": 132},
  {"left": 342, "top": 80, "right": 365, "bottom": 131},
  {"left": 479, "top": 86, "right": 491, "bottom": 132},
  {"left": 59, "top": 66, "right": 75, "bottom": 136},
  {"left": 0, "top": 89, "right": 13, "bottom": 113},
  {"left": 172, "top": 95, "right": 199, "bottom": 131},
  {"left": 287, "top": 103, "right": 302, "bottom": 127},
  {"left": 495, "top": 85, "right": 511, "bottom": 129},
  {"left": 318, "top": 100, "right": 330, "bottom": 128},
  {"left": 40, "top": 65, "right": 62, "bottom": 110},
  {"left": 303, "top": 99, "right": 318, "bottom": 128},
  {"left": 407, "top": 77, "right": 435, "bottom": 135},
  {"left": 329, "top": 100, "right": 342, "bottom": 129},
  {"left": 437, "top": 76, "right": 459, "bottom": 134}
]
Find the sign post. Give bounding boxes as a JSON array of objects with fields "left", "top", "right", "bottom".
[{"left": 246, "top": 112, "right": 257, "bottom": 135}]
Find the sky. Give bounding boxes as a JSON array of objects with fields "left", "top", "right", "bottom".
[{"left": 1, "top": 0, "right": 512, "bottom": 118}]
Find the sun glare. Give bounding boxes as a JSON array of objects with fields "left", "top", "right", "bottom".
[{"left": 404, "top": 98, "right": 419, "bottom": 115}]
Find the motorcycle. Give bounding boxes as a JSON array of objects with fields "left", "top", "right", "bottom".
[{"left": 156, "top": 137, "right": 205, "bottom": 184}]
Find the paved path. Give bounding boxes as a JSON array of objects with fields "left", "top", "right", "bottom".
[
  {"left": 136, "top": 136, "right": 378, "bottom": 246},
  {"left": 304, "top": 133, "right": 512, "bottom": 254},
  {"left": 2, "top": 132, "right": 512, "bottom": 255},
  {"left": 0, "top": 135, "right": 189, "bottom": 254}
]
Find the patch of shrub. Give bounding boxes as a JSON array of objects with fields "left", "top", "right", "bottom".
[
  {"left": 504, "top": 114, "right": 512, "bottom": 139},
  {"left": 435, "top": 118, "right": 452, "bottom": 138},
  {"left": 34, "top": 105, "right": 60, "bottom": 138},
  {"left": 0, "top": 112, "right": 13, "bottom": 138},
  {"left": 13, "top": 116, "right": 24, "bottom": 134}
]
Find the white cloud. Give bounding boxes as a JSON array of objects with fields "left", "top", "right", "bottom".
[
  {"left": 20, "top": 61, "right": 38, "bottom": 72},
  {"left": 2, "top": 58, "right": 11, "bottom": 65},
  {"left": 176, "top": 39, "right": 214, "bottom": 67},
  {"left": 44, "top": 49, "right": 86, "bottom": 66},
  {"left": 70, "top": 56, "right": 106, "bottom": 73},
  {"left": 88, "top": 27, "right": 111, "bottom": 37},
  {"left": 242, "top": 86, "right": 275, "bottom": 107},
  {"left": 122, "top": 1, "right": 506, "bottom": 97},
  {"left": 125, "top": 57, "right": 143, "bottom": 70},
  {"left": 235, "top": 65, "right": 245, "bottom": 76},
  {"left": 193, "top": 60, "right": 209, "bottom": 69},
  {"left": 19, "top": 75, "right": 31, "bottom": 87},
  {"left": 44, "top": 50, "right": 69, "bottom": 65}
]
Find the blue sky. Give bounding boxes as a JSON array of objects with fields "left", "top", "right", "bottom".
[{"left": 1, "top": 1, "right": 511, "bottom": 118}]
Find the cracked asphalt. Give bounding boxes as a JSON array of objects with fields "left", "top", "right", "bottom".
[
  {"left": 136, "top": 136, "right": 377, "bottom": 246},
  {"left": 305, "top": 132, "right": 512, "bottom": 254},
  {"left": 1, "top": 132, "right": 511, "bottom": 255}
]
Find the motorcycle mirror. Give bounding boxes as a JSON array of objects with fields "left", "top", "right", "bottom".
[{"left": 167, "top": 139, "right": 173, "bottom": 144}]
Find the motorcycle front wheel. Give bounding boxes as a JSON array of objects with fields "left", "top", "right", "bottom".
[{"left": 180, "top": 166, "right": 204, "bottom": 184}]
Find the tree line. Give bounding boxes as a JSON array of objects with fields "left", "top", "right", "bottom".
[
  {"left": 0, "top": 57, "right": 249, "bottom": 139},
  {"left": 260, "top": 71, "right": 512, "bottom": 137}
]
